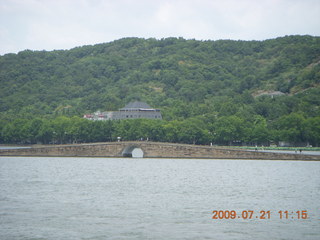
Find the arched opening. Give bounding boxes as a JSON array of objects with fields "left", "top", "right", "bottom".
[
  {"left": 122, "top": 146, "right": 144, "bottom": 158},
  {"left": 132, "top": 148, "right": 144, "bottom": 158}
]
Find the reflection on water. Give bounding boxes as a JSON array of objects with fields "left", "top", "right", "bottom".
[{"left": 0, "top": 157, "right": 319, "bottom": 240}]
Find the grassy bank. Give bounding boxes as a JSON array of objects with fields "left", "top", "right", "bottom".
[{"left": 233, "top": 146, "right": 320, "bottom": 151}]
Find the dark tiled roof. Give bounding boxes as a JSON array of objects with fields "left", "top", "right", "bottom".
[{"left": 120, "top": 101, "right": 153, "bottom": 110}]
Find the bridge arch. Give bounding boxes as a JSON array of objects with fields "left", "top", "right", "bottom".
[{"left": 121, "top": 145, "right": 144, "bottom": 158}]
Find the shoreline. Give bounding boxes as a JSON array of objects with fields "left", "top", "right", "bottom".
[{"left": 0, "top": 155, "right": 319, "bottom": 161}]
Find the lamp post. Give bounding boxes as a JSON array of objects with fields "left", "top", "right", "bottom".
[{"left": 53, "top": 131, "right": 56, "bottom": 145}]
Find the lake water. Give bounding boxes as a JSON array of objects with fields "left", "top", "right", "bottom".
[{"left": 0, "top": 157, "right": 319, "bottom": 240}]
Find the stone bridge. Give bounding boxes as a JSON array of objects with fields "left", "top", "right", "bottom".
[{"left": 0, "top": 141, "right": 319, "bottom": 160}]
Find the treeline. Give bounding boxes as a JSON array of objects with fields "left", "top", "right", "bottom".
[{"left": 1, "top": 114, "right": 319, "bottom": 146}]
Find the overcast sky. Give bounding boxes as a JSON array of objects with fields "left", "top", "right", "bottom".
[{"left": 0, "top": 0, "right": 319, "bottom": 55}]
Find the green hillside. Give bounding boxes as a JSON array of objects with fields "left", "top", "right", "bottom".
[{"left": 0, "top": 35, "right": 319, "bottom": 146}]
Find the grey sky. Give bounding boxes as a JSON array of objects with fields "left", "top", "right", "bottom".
[{"left": 0, "top": 0, "right": 319, "bottom": 55}]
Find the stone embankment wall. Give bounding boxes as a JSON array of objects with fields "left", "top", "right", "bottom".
[{"left": 0, "top": 142, "right": 319, "bottom": 160}]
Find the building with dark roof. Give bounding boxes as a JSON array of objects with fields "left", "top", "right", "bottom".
[{"left": 83, "top": 101, "right": 162, "bottom": 120}]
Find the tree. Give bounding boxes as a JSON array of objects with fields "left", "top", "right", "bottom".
[
  {"left": 303, "top": 117, "right": 320, "bottom": 147},
  {"left": 211, "top": 116, "right": 247, "bottom": 145},
  {"left": 249, "top": 115, "right": 270, "bottom": 145},
  {"left": 273, "top": 113, "right": 306, "bottom": 145},
  {"left": 37, "top": 120, "right": 54, "bottom": 144},
  {"left": 1, "top": 119, "right": 30, "bottom": 143}
]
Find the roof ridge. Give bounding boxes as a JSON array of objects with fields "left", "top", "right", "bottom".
[{"left": 121, "top": 101, "right": 153, "bottom": 110}]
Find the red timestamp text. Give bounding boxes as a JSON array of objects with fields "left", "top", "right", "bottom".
[{"left": 212, "top": 210, "right": 308, "bottom": 220}]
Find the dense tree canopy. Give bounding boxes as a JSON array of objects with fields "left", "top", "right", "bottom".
[{"left": 0, "top": 35, "right": 319, "bottom": 146}]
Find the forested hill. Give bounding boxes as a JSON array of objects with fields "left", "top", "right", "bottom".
[
  {"left": 0, "top": 35, "right": 320, "bottom": 145},
  {"left": 1, "top": 35, "right": 319, "bottom": 118}
]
